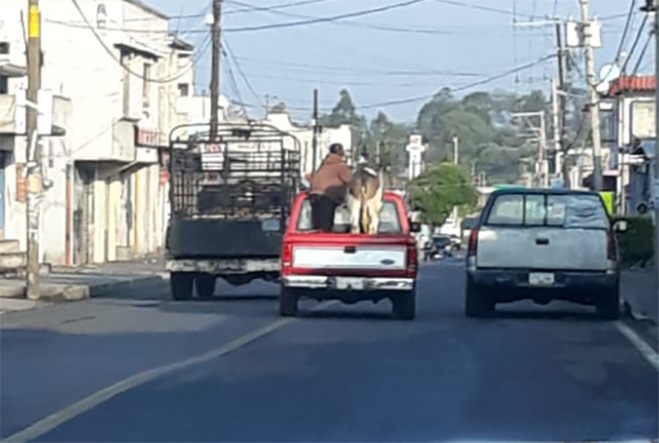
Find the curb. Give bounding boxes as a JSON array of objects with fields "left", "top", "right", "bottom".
[
  {"left": 622, "top": 297, "right": 655, "bottom": 325},
  {"left": 0, "top": 275, "right": 167, "bottom": 303}
]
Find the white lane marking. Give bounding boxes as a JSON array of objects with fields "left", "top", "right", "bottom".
[
  {"left": 4, "top": 301, "right": 336, "bottom": 443},
  {"left": 615, "top": 320, "right": 659, "bottom": 373}
]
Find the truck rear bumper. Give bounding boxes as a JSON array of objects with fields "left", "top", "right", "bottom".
[
  {"left": 166, "top": 258, "right": 280, "bottom": 274},
  {"left": 283, "top": 275, "right": 414, "bottom": 291}
]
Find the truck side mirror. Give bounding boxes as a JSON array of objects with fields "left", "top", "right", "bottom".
[
  {"left": 409, "top": 220, "right": 421, "bottom": 233},
  {"left": 613, "top": 219, "right": 628, "bottom": 233}
]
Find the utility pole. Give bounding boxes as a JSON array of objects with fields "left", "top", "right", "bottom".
[
  {"left": 555, "top": 21, "right": 571, "bottom": 188},
  {"left": 311, "top": 89, "right": 319, "bottom": 171},
  {"left": 579, "top": 0, "right": 604, "bottom": 192},
  {"left": 25, "top": 0, "right": 42, "bottom": 300},
  {"left": 551, "top": 78, "right": 561, "bottom": 180},
  {"left": 643, "top": 0, "right": 659, "bottom": 297},
  {"left": 512, "top": 111, "right": 549, "bottom": 188},
  {"left": 209, "top": 0, "right": 222, "bottom": 141},
  {"left": 452, "top": 136, "right": 459, "bottom": 165}
]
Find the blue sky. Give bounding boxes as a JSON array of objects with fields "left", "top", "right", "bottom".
[{"left": 150, "top": 0, "right": 647, "bottom": 123}]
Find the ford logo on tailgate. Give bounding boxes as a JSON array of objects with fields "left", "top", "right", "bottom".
[{"left": 380, "top": 258, "right": 395, "bottom": 266}]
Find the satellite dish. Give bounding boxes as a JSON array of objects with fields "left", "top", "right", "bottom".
[{"left": 597, "top": 63, "right": 621, "bottom": 94}]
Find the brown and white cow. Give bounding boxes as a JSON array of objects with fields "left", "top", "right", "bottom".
[{"left": 346, "top": 165, "right": 383, "bottom": 234}]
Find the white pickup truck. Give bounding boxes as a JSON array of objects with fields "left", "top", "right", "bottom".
[{"left": 465, "top": 189, "right": 627, "bottom": 319}]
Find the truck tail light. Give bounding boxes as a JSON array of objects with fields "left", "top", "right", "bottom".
[
  {"left": 407, "top": 243, "right": 418, "bottom": 276},
  {"left": 607, "top": 230, "right": 618, "bottom": 261},
  {"left": 282, "top": 242, "right": 293, "bottom": 275},
  {"left": 467, "top": 229, "right": 479, "bottom": 257}
]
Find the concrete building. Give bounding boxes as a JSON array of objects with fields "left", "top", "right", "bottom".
[
  {"left": 264, "top": 110, "right": 353, "bottom": 177},
  {"left": 601, "top": 75, "right": 656, "bottom": 214},
  {"left": 0, "top": 0, "right": 196, "bottom": 266}
]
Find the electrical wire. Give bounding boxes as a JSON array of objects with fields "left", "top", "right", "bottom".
[
  {"left": 222, "top": 37, "right": 263, "bottom": 105},
  {"left": 221, "top": 47, "right": 247, "bottom": 114},
  {"left": 225, "top": 0, "right": 450, "bottom": 35},
  {"left": 308, "top": 54, "right": 557, "bottom": 111},
  {"left": 225, "top": 0, "right": 337, "bottom": 15},
  {"left": 69, "top": 0, "right": 209, "bottom": 83},
  {"left": 432, "top": 0, "right": 533, "bottom": 19},
  {"left": 596, "top": 0, "right": 636, "bottom": 88},
  {"left": 621, "top": 14, "right": 649, "bottom": 73},
  {"left": 631, "top": 31, "right": 652, "bottom": 74},
  {"left": 224, "top": 0, "right": 426, "bottom": 33},
  {"left": 228, "top": 54, "right": 484, "bottom": 77}
]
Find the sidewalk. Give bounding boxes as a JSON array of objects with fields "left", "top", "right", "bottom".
[
  {"left": 0, "top": 259, "right": 166, "bottom": 314},
  {"left": 621, "top": 267, "right": 658, "bottom": 324}
]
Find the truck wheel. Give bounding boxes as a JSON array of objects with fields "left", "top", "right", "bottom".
[
  {"left": 596, "top": 284, "right": 620, "bottom": 320},
  {"left": 195, "top": 274, "right": 216, "bottom": 299},
  {"left": 279, "top": 287, "right": 298, "bottom": 317},
  {"left": 465, "top": 278, "right": 494, "bottom": 318},
  {"left": 392, "top": 291, "right": 416, "bottom": 320},
  {"left": 171, "top": 272, "right": 193, "bottom": 301}
]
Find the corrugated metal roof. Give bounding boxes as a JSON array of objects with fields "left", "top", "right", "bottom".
[{"left": 608, "top": 75, "right": 656, "bottom": 96}]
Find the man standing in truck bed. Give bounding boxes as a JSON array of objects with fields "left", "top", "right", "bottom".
[{"left": 307, "top": 143, "right": 352, "bottom": 232}]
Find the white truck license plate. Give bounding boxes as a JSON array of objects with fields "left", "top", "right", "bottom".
[
  {"left": 335, "top": 277, "right": 364, "bottom": 290},
  {"left": 529, "top": 272, "right": 555, "bottom": 286}
]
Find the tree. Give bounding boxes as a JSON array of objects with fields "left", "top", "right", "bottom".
[
  {"left": 319, "top": 89, "right": 369, "bottom": 156},
  {"left": 369, "top": 111, "right": 410, "bottom": 184},
  {"left": 409, "top": 163, "right": 478, "bottom": 226}
]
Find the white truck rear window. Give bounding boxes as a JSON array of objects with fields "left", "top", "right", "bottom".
[{"left": 486, "top": 194, "right": 609, "bottom": 229}]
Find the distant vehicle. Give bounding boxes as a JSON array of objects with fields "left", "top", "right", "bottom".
[
  {"left": 280, "top": 191, "right": 420, "bottom": 320},
  {"left": 465, "top": 188, "right": 627, "bottom": 319}
]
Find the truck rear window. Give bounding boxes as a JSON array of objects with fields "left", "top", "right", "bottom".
[
  {"left": 296, "top": 199, "right": 402, "bottom": 233},
  {"left": 486, "top": 194, "right": 609, "bottom": 229}
]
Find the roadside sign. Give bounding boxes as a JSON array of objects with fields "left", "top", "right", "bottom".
[{"left": 201, "top": 143, "right": 225, "bottom": 170}]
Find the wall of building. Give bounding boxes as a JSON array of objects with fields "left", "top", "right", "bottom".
[{"left": 0, "top": 0, "right": 188, "bottom": 265}]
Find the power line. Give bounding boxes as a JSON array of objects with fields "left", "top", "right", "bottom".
[
  {"left": 621, "top": 13, "right": 649, "bottom": 73},
  {"left": 228, "top": 54, "right": 485, "bottom": 77},
  {"left": 222, "top": 37, "right": 262, "bottom": 105},
  {"left": 70, "top": 0, "right": 210, "bottom": 84},
  {"left": 283, "top": 54, "right": 556, "bottom": 111},
  {"left": 224, "top": 0, "right": 426, "bottom": 33},
  {"left": 225, "top": 0, "right": 337, "bottom": 14},
  {"left": 221, "top": 47, "right": 247, "bottom": 113},
  {"left": 598, "top": 0, "right": 636, "bottom": 86},
  {"left": 432, "top": 0, "right": 532, "bottom": 19},
  {"left": 631, "top": 31, "right": 652, "bottom": 74},
  {"left": 225, "top": 0, "right": 450, "bottom": 35}
]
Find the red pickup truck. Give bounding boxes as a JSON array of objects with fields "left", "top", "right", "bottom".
[{"left": 279, "top": 191, "right": 420, "bottom": 320}]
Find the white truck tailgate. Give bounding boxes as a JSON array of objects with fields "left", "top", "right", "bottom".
[
  {"left": 477, "top": 227, "right": 609, "bottom": 271},
  {"left": 292, "top": 245, "right": 407, "bottom": 270}
]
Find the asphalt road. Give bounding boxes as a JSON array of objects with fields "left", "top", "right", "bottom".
[{"left": 1, "top": 259, "right": 658, "bottom": 442}]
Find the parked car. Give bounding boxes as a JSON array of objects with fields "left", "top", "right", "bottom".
[
  {"left": 280, "top": 191, "right": 420, "bottom": 320},
  {"left": 465, "top": 188, "right": 627, "bottom": 319}
]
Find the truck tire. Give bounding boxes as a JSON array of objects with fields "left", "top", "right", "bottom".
[
  {"left": 171, "top": 272, "right": 193, "bottom": 301},
  {"left": 465, "top": 278, "right": 494, "bottom": 318},
  {"left": 392, "top": 291, "right": 416, "bottom": 320},
  {"left": 279, "top": 287, "right": 298, "bottom": 317},
  {"left": 596, "top": 284, "right": 620, "bottom": 320},
  {"left": 195, "top": 274, "right": 216, "bottom": 299}
]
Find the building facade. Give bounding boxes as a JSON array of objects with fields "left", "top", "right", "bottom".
[
  {"left": 0, "top": 0, "right": 196, "bottom": 265},
  {"left": 601, "top": 75, "right": 656, "bottom": 214}
]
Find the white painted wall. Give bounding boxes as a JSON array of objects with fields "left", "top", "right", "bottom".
[{"left": 0, "top": 0, "right": 191, "bottom": 263}]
